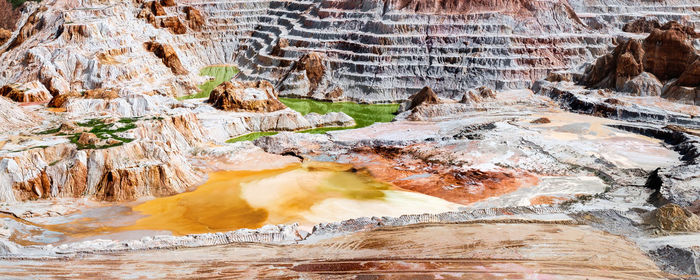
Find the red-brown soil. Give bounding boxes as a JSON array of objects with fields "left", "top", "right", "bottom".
[{"left": 347, "top": 145, "right": 539, "bottom": 205}]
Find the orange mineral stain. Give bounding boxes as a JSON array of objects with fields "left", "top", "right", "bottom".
[
  {"left": 119, "top": 161, "right": 458, "bottom": 236},
  {"left": 24, "top": 162, "right": 460, "bottom": 240},
  {"left": 119, "top": 166, "right": 298, "bottom": 235}
]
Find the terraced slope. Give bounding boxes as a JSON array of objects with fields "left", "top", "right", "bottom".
[
  {"left": 571, "top": 0, "right": 700, "bottom": 30},
  {"left": 180, "top": 0, "right": 699, "bottom": 102}
]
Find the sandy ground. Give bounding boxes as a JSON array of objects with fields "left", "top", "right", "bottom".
[{"left": 0, "top": 223, "right": 670, "bottom": 279}]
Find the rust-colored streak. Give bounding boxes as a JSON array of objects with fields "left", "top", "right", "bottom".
[{"left": 348, "top": 146, "right": 539, "bottom": 205}]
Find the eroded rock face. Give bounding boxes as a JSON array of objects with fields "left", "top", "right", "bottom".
[
  {"left": 137, "top": 1, "right": 160, "bottom": 25},
  {"left": 648, "top": 204, "right": 700, "bottom": 232},
  {"left": 144, "top": 42, "right": 188, "bottom": 75},
  {"left": 159, "top": 16, "right": 187, "bottom": 35},
  {"left": 207, "top": 81, "right": 287, "bottom": 112},
  {"left": 643, "top": 23, "right": 698, "bottom": 81},
  {"left": 461, "top": 87, "right": 497, "bottom": 104},
  {"left": 83, "top": 88, "right": 120, "bottom": 99},
  {"left": 406, "top": 86, "right": 440, "bottom": 110},
  {"left": 47, "top": 91, "right": 80, "bottom": 108},
  {"left": 294, "top": 53, "right": 325, "bottom": 92},
  {"left": 184, "top": 6, "right": 204, "bottom": 31},
  {"left": 47, "top": 88, "right": 119, "bottom": 108},
  {"left": 0, "top": 81, "right": 51, "bottom": 103},
  {"left": 86, "top": 141, "right": 203, "bottom": 202},
  {"left": 4, "top": 7, "right": 42, "bottom": 51},
  {"left": 580, "top": 21, "right": 699, "bottom": 102},
  {"left": 278, "top": 52, "right": 343, "bottom": 101},
  {"left": 397, "top": 86, "right": 503, "bottom": 121},
  {"left": 621, "top": 72, "right": 663, "bottom": 96},
  {"left": 0, "top": 0, "right": 203, "bottom": 98},
  {"left": 662, "top": 85, "right": 700, "bottom": 105},
  {"left": 76, "top": 132, "right": 99, "bottom": 146},
  {"left": 270, "top": 38, "right": 288, "bottom": 58},
  {"left": 622, "top": 18, "right": 661, "bottom": 33},
  {"left": 677, "top": 59, "right": 700, "bottom": 87},
  {"left": 0, "top": 28, "right": 11, "bottom": 46},
  {"left": 131, "top": 113, "right": 211, "bottom": 151},
  {"left": 531, "top": 117, "right": 551, "bottom": 124},
  {"left": 148, "top": 1, "right": 166, "bottom": 17},
  {"left": 660, "top": 21, "right": 698, "bottom": 38},
  {"left": 138, "top": 1, "right": 188, "bottom": 34},
  {"left": 95, "top": 164, "right": 191, "bottom": 202},
  {"left": 0, "top": 117, "right": 207, "bottom": 202},
  {"left": 581, "top": 39, "right": 645, "bottom": 90}
]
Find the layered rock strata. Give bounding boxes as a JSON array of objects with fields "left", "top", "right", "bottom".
[
  {"left": 0, "top": 0, "right": 205, "bottom": 98},
  {"left": 171, "top": 0, "right": 700, "bottom": 102},
  {"left": 579, "top": 21, "right": 700, "bottom": 104},
  {"left": 1, "top": 0, "right": 698, "bottom": 103}
]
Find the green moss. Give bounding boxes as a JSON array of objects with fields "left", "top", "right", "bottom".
[
  {"left": 37, "top": 127, "right": 61, "bottom": 135},
  {"left": 77, "top": 118, "right": 103, "bottom": 127},
  {"left": 69, "top": 133, "right": 126, "bottom": 150},
  {"left": 118, "top": 117, "right": 140, "bottom": 124},
  {"left": 84, "top": 118, "right": 136, "bottom": 139},
  {"left": 69, "top": 117, "right": 137, "bottom": 149},
  {"left": 178, "top": 65, "right": 239, "bottom": 100},
  {"left": 8, "top": 0, "right": 40, "bottom": 9},
  {"left": 279, "top": 98, "right": 399, "bottom": 133},
  {"left": 225, "top": 131, "right": 279, "bottom": 143}
]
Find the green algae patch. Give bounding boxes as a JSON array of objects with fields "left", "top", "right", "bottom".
[
  {"left": 223, "top": 99, "right": 400, "bottom": 142},
  {"left": 178, "top": 65, "right": 239, "bottom": 100},
  {"left": 297, "top": 126, "right": 354, "bottom": 134},
  {"left": 226, "top": 131, "right": 279, "bottom": 143},
  {"left": 279, "top": 98, "right": 399, "bottom": 134}
]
